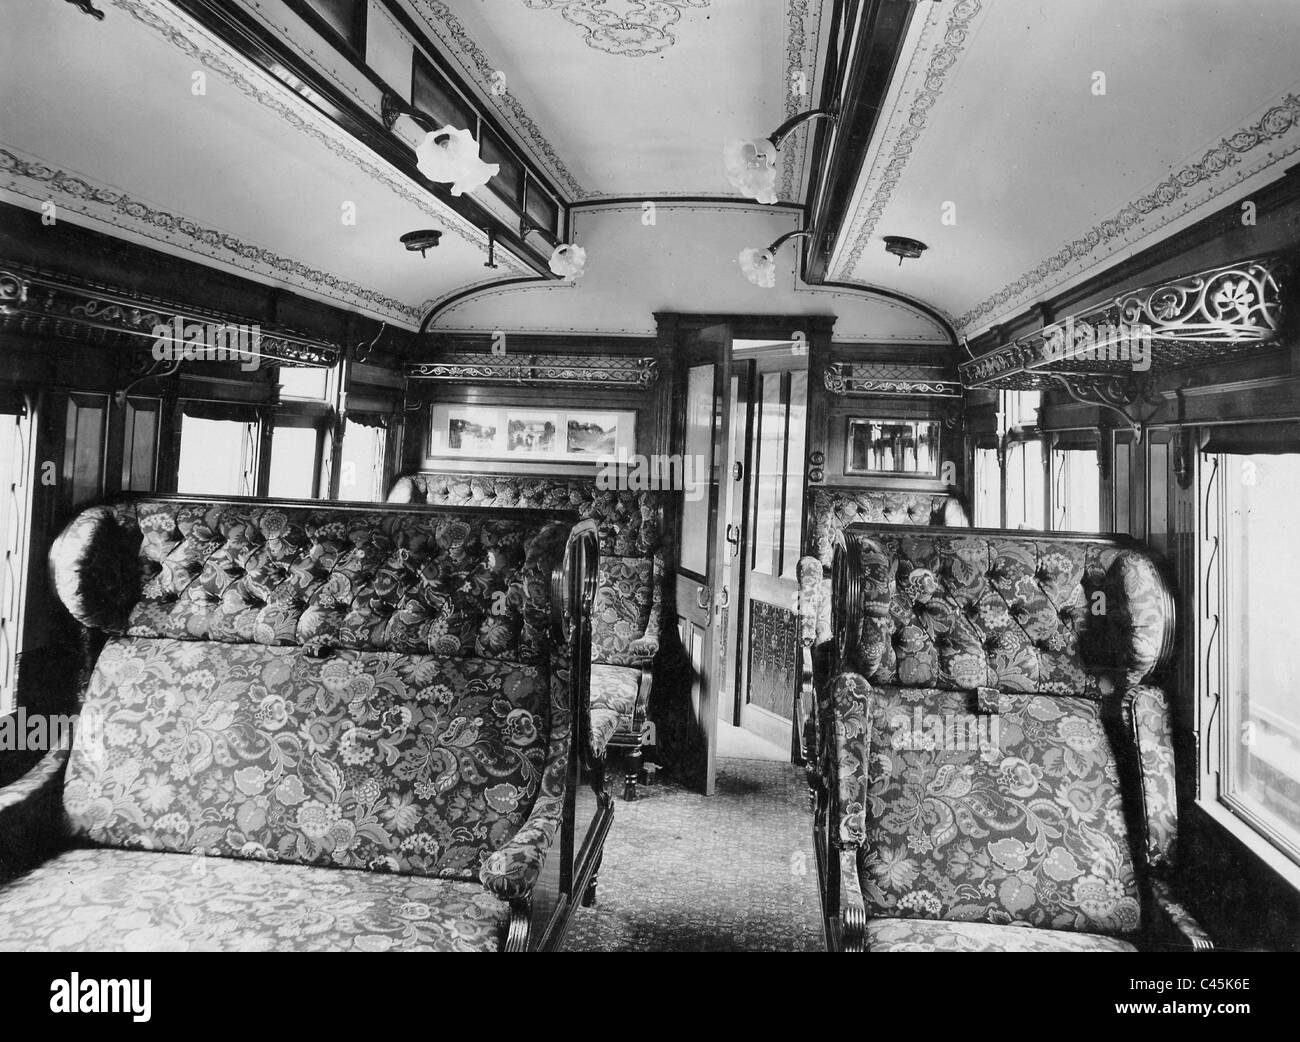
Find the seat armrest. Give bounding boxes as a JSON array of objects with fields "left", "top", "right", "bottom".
[
  {"left": 1150, "top": 878, "right": 1214, "bottom": 951},
  {"left": 628, "top": 634, "right": 659, "bottom": 661},
  {"left": 828, "top": 672, "right": 874, "bottom": 848},
  {"left": 479, "top": 791, "right": 565, "bottom": 901},
  {"left": 0, "top": 740, "right": 71, "bottom": 882}
]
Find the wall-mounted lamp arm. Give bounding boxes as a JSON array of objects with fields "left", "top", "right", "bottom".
[
  {"left": 766, "top": 229, "right": 813, "bottom": 254},
  {"left": 768, "top": 109, "right": 838, "bottom": 151}
]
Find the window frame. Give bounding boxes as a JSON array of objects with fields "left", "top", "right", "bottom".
[
  {"left": 1199, "top": 446, "right": 1300, "bottom": 872},
  {"left": 0, "top": 395, "right": 35, "bottom": 717}
]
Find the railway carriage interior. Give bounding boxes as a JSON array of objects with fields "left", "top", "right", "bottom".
[{"left": 0, "top": 0, "right": 1298, "bottom": 975}]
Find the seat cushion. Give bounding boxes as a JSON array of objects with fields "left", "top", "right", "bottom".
[
  {"left": 589, "top": 663, "right": 640, "bottom": 757},
  {"left": 857, "top": 686, "right": 1142, "bottom": 936},
  {"left": 867, "top": 917, "right": 1137, "bottom": 952},
  {"left": 0, "top": 848, "right": 509, "bottom": 952}
]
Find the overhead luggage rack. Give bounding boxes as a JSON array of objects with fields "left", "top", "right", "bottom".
[{"left": 958, "top": 254, "right": 1290, "bottom": 431}]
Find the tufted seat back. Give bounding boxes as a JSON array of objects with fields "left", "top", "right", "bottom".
[
  {"left": 834, "top": 526, "right": 1173, "bottom": 697},
  {"left": 51, "top": 498, "right": 574, "bottom": 664},
  {"left": 799, "top": 487, "right": 968, "bottom": 653},
  {"left": 388, "top": 472, "right": 666, "bottom": 671}
]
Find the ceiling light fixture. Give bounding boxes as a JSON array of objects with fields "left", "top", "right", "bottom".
[
  {"left": 381, "top": 93, "right": 498, "bottom": 197},
  {"left": 738, "top": 229, "right": 811, "bottom": 288},
  {"left": 548, "top": 243, "right": 587, "bottom": 279},
  {"left": 400, "top": 230, "right": 443, "bottom": 257},
  {"left": 724, "top": 109, "right": 838, "bottom": 205},
  {"left": 883, "top": 236, "right": 929, "bottom": 265}
]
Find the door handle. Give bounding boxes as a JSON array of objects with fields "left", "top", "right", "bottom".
[
  {"left": 719, "top": 585, "right": 730, "bottom": 609},
  {"left": 696, "top": 584, "right": 710, "bottom": 609},
  {"left": 732, "top": 461, "right": 744, "bottom": 481},
  {"left": 725, "top": 523, "right": 741, "bottom": 557}
]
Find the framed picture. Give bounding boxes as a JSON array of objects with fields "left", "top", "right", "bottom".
[
  {"left": 429, "top": 403, "right": 634, "bottom": 462},
  {"left": 566, "top": 412, "right": 622, "bottom": 457},
  {"left": 845, "top": 418, "right": 941, "bottom": 476}
]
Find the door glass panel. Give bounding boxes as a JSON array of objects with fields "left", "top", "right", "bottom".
[
  {"left": 680, "top": 364, "right": 714, "bottom": 576},
  {"left": 752, "top": 372, "right": 785, "bottom": 575},
  {"left": 779, "top": 371, "right": 807, "bottom": 579}
]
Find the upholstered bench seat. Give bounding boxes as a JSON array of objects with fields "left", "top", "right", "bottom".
[
  {"left": 867, "top": 919, "right": 1136, "bottom": 953},
  {"left": 0, "top": 847, "right": 510, "bottom": 952},
  {"left": 589, "top": 663, "right": 641, "bottom": 758}
]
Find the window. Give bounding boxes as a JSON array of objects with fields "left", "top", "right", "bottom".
[
  {"left": 1210, "top": 450, "right": 1300, "bottom": 863},
  {"left": 973, "top": 444, "right": 1001, "bottom": 526},
  {"left": 177, "top": 414, "right": 257, "bottom": 496},
  {"left": 304, "top": 0, "right": 366, "bottom": 53},
  {"left": 1004, "top": 436, "right": 1044, "bottom": 529},
  {"left": 1050, "top": 442, "right": 1101, "bottom": 531},
  {"left": 412, "top": 54, "right": 477, "bottom": 133},
  {"left": 278, "top": 365, "right": 330, "bottom": 402},
  {"left": 525, "top": 181, "right": 560, "bottom": 238},
  {"left": 479, "top": 126, "right": 523, "bottom": 208},
  {"left": 268, "top": 423, "right": 322, "bottom": 500},
  {"left": 339, "top": 420, "right": 386, "bottom": 502},
  {"left": 0, "top": 397, "right": 33, "bottom": 716}
]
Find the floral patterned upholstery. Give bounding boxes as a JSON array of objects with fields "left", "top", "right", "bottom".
[
  {"left": 388, "top": 473, "right": 666, "bottom": 763},
  {"left": 867, "top": 918, "right": 1137, "bottom": 952},
  {"left": 0, "top": 848, "right": 509, "bottom": 952},
  {"left": 818, "top": 526, "right": 1197, "bottom": 951},
  {"left": 840, "top": 530, "right": 1173, "bottom": 698},
  {"left": 1, "top": 496, "right": 590, "bottom": 951}
]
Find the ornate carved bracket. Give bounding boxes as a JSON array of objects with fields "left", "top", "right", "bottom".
[
  {"left": 406, "top": 353, "right": 659, "bottom": 388},
  {"left": 824, "top": 363, "right": 961, "bottom": 398},
  {"left": 1046, "top": 372, "right": 1163, "bottom": 441},
  {"left": 960, "top": 253, "right": 1289, "bottom": 392},
  {"left": 0, "top": 267, "right": 340, "bottom": 367}
]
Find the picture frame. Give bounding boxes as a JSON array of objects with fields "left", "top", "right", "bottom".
[
  {"left": 429, "top": 403, "right": 635, "bottom": 462},
  {"left": 844, "top": 417, "right": 941, "bottom": 476}
]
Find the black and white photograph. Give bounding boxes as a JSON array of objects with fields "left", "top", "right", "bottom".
[{"left": 0, "top": 0, "right": 1297, "bottom": 1002}]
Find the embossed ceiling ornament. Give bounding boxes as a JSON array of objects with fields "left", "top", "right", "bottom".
[{"left": 522, "top": 0, "right": 711, "bottom": 57}]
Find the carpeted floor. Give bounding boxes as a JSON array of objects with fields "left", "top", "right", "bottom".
[{"left": 562, "top": 757, "right": 826, "bottom": 952}]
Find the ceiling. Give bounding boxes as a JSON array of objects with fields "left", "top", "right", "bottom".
[
  {"left": 405, "top": 0, "right": 831, "bottom": 201},
  {"left": 0, "top": 0, "right": 531, "bottom": 331},
  {"left": 2, "top": 0, "right": 1296, "bottom": 346},
  {"left": 826, "top": 0, "right": 1300, "bottom": 340}
]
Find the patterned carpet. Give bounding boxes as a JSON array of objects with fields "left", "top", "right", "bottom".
[{"left": 563, "top": 757, "right": 826, "bottom": 952}]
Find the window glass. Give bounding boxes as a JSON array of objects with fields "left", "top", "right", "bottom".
[
  {"left": 1050, "top": 447, "right": 1101, "bottom": 532},
  {"left": 680, "top": 364, "right": 714, "bottom": 577},
  {"left": 1220, "top": 452, "right": 1300, "bottom": 861},
  {"left": 278, "top": 366, "right": 329, "bottom": 401},
  {"left": 178, "top": 415, "right": 255, "bottom": 496},
  {"left": 479, "top": 126, "right": 522, "bottom": 206},
  {"left": 0, "top": 404, "right": 32, "bottom": 714},
  {"left": 412, "top": 55, "right": 477, "bottom": 133},
  {"left": 1004, "top": 438, "right": 1044, "bottom": 529},
  {"left": 339, "top": 421, "right": 385, "bottom": 502},
  {"left": 780, "top": 371, "right": 807, "bottom": 579},
  {"left": 525, "top": 181, "right": 559, "bottom": 236},
  {"left": 973, "top": 446, "right": 1001, "bottom": 527},
  {"left": 752, "top": 372, "right": 786, "bottom": 575},
  {"left": 268, "top": 425, "right": 320, "bottom": 499},
  {"left": 307, "top": 0, "right": 364, "bottom": 50}
]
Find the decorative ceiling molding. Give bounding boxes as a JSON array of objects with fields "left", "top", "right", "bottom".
[
  {"left": 955, "top": 92, "right": 1300, "bottom": 334},
  {"left": 0, "top": 145, "right": 422, "bottom": 324},
  {"left": 520, "top": 0, "right": 710, "bottom": 58},
  {"left": 827, "top": 0, "right": 984, "bottom": 281},
  {"left": 778, "top": 0, "right": 828, "bottom": 204},
  {"left": 105, "top": 0, "right": 529, "bottom": 278},
  {"left": 409, "top": 1, "right": 588, "bottom": 199}
]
